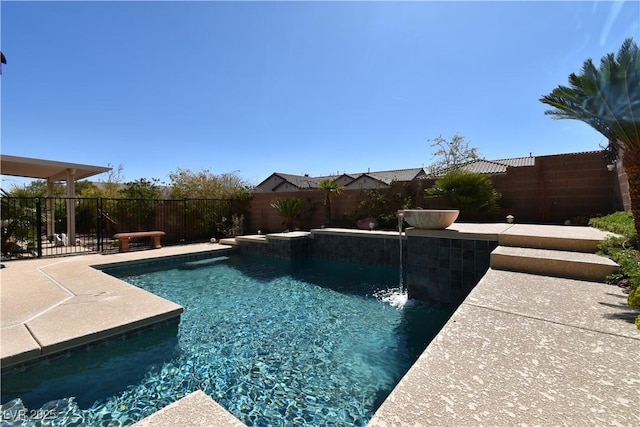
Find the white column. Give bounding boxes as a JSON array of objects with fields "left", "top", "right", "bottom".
[{"left": 46, "top": 179, "right": 55, "bottom": 240}]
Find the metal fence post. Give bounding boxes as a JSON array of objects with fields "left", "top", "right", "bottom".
[
  {"left": 36, "top": 197, "right": 43, "bottom": 258},
  {"left": 97, "top": 198, "right": 103, "bottom": 252},
  {"left": 183, "top": 199, "right": 188, "bottom": 243}
]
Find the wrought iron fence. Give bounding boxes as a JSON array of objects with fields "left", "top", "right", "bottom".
[{"left": 1, "top": 197, "right": 248, "bottom": 259}]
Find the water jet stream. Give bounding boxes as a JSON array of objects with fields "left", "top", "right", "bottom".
[{"left": 374, "top": 211, "right": 408, "bottom": 309}]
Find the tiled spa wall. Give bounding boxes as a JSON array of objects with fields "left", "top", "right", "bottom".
[
  {"left": 236, "top": 234, "right": 311, "bottom": 259},
  {"left": 310, "top": 231, "right": 404, "bottom": 267},
  {"left": 236, "top": 229, "right": 498, "bottom": 307},
  {"left": 405, "top": 233, "right": 498, "bottom": 306}
]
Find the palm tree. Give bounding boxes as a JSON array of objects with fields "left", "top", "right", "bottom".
[
  {"left": 540, "top": 37, "right": 640, "bottom": 236},
  {"left": 318, "top": 180, "right": 345, "bottom": 226}
]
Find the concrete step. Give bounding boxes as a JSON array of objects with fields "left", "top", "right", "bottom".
[
  {"left": 217, "top": 238, "right": 237, "bottom": 246},
  {"left": 498, "top": 224, "right": 615, "bottom": 253},
  {"left": 490, "top": 246, "right": 619, "bottom": 282}
]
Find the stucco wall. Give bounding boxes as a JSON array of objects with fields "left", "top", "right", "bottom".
[
  {"left": 418, "top": 151, "right": 620, "bottom": 224},
  {"left": 494, "top": 151, "right": 619, "bottom": 223},
  {"left": 248, "top": 151, "right": 622, "bottom": 231}
]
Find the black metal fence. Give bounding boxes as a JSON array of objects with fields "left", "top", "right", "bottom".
[{"left": 1, "top": 197, "right": 248, "bottom": 259}]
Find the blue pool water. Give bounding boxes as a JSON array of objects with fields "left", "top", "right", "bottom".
[{"left": 1, "top": 254, "right": 453, "bottom": 426}]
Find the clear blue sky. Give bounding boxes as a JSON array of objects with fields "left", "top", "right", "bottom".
[{"left": 1, "top": 1, "right": 638, "bottom": 188}]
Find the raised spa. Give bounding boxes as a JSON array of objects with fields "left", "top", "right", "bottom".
[{"left": 399, "top": 209, "right": 459, "bottom": 230}]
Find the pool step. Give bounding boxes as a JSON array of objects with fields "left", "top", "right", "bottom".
[
  {"left": 498, "top": 224, "right": 613, "bottom": 253},
  {"left": 490, "top": 246, "right": 618, "bottom": 282}
]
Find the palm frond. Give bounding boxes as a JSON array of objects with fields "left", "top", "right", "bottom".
[{"left": 540, "top": 37, "right": 640, "bottom": 150}]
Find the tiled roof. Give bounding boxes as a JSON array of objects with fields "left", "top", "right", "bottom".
[
  {"left": 289, "top": 168, "right": 425, "bottom": 186},
  {"left": 313, "top": 174, "right": 344, "bottom": 183},
  {"left": 255, "top": 168, "right": 426, "bottom": 191},
  {"left": 365, "top": 168, "right": 425, "bottom": 184},
  {"left": 273, "top": 173, "right": 321, "bottom": 189},
  {"left": 492, "top": 156, "right": 536, "bottom": 167},
  {"left": 435, "top": 156, "right": 536, "bottom": 176}
]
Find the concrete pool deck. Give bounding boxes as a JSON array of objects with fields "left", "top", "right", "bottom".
[
  {"left": 1, "top": 225, "right": 639, "bottom": 425},
  {"left": 0, "top": 243, "right": 230, "bottom": 368}
]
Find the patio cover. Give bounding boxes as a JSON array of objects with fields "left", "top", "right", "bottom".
[
  {"left": 1, "top": 154, "right": 111, "bottom": 242},
  {"left": 1, "top": 155, "right": 111, "bottom": 181}
]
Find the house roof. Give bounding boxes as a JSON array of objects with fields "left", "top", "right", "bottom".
[
  {"left": 366, "top": 168, "right": 425, "bottom": 184},
  {"left": 460, "top": 157, "right": 534, "bottom": 174},
  {"left": 255, "top": 167, "right": 426, "bottom": 191},
  {"left": 434, "top": 156, "right": 536, "bottom": 176},
  {"left": 271, "top": 173, "right": 322, "bottom": 190},
  {"left": 315, "top": 173, "right": 356, "bottom": 182}
]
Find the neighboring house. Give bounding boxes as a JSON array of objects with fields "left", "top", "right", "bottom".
[
  {"left": 253, "top": 173, "right": 324, "bottom": 192},
  {"left": 345, "top": 168, "right": 427, "bottom": 190},
  {"left": 253, "top": 168, "right": 426, "bottom": 192},
  {"left": 332, "top": 173, "right": 358, "bottom": 187},
  {"left": 432, "top": 156, "right": 536, "bottom": 176}
]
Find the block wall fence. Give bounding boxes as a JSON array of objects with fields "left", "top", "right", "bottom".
[{"left": 248, "top": 151, "right": 628, "bottom": 232}]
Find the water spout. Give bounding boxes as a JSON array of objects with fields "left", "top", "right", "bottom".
[
  {"left": 398, "top": 210, "right": 404, "bottom": 293},
  {"left": 375, "top": 210, "right": 408, "bottom": 308}
]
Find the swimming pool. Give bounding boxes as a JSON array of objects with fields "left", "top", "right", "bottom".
[{"left": 1, "top": 254, "right": 453, "bottom": 426}]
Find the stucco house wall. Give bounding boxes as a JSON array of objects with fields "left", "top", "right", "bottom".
[{"left": 344, "top": 175, "right": 388, "bottom": 190}]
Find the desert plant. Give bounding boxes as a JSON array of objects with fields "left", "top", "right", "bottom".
[
  {"left": 230, "top": 214, "right": 244, "bottom": 236},
  {"left": 590, "top": 211, "right": 640, "bottom": 329},
  {"left": 0, "top": 190, "right": 37, "bottom": 255},
  {"left": 357, "top": 188, "right": 413, "bottom": 229},
  {"left": 215, "top": 213, "right": 244, "bottom": 238},
  {"left": 270, "top": 198, "right": 303, "bottom": 231},
  {"left": 427, "top": 171, "right": 500, "bottom": 214}
]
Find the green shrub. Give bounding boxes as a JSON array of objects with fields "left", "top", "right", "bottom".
[
  {"left": 427, "top": 172, "right": 500, "bottom": 214},
  {"left": 357, "top": 189, "right": 413, "bottom": 229},
  {"left": 589, "top": 211, "right": 637, "bottom": 242},
  {"left": 591, "top": 212, "right": 640, "bottom": 328},
  {"left": 629, "top": 287, "right": 640, "bottom": 307}
]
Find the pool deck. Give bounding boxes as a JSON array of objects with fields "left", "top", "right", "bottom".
[
  {"left": 2, "top": 225, "right": 639, "bottom": 426},
  {"left": 0, "top": 243, "right": 228, "bottom": 368}
]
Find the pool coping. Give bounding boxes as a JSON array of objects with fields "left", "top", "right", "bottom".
[
  {"left": 0, "top": 243, "right": 232, "bottom": 369},
  {"left": 2, "top": 226, "right": 639, "bottom": 425}
]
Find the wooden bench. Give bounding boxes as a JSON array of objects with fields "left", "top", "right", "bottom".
[{"left": 113, "top": 231, "right": 166, "bottom": 253}]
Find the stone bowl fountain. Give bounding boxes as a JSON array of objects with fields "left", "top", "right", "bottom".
[{"left": 399, "top": 209, "right": 459, "bottom": 230}]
